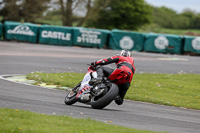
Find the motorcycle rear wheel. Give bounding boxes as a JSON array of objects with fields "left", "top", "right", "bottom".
[{"left": 91, "top": 83, "right": 119, "bottom": 109}]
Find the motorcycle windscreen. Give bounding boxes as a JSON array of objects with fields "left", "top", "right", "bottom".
[{"left": 80, "top": 72, "right": 91, "bottom": 91}]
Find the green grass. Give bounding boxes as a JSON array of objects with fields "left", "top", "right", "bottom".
[
  {"left": 148, "top": 28, "right": 200, "bottom": 35},
  {"left": 27, "top": 72, "right": 84, "bottom": 88},
  {"left": 127, "top": 73, "right": 200, "bottom": 109},
  {"left": 0, "top": 108, "right": 156, "bottom": 133},
  {"left": 138, "top": 25, "right": 200, "bottom": 36},
  {"left": 27, "top": 72, "right": 200, "bottom": 110}
]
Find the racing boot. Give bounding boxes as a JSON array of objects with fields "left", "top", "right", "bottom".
[
  {"left": 89, "top": 66, "right": 104, "bottom": 85},
  {"left": 115, "top": 95, "right": 123, "bottom": 105},
  {"left": 89, "top": 77, "right": 103, "bottom": 85}
]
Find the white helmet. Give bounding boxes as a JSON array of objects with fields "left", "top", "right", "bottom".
[{"left": 120, "top": 50, "right": 131, "bottom": 57}]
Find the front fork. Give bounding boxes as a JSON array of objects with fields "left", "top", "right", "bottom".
[{"left": 72, "top": 81, "right": 82, "bottom": 92}]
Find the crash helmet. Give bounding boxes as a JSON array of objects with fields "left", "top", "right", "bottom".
[{"left": 120, "top": 50, "right": 131, "bottom": 57}]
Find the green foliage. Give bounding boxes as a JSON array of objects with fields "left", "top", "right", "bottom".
[
  {"left": 0, "top": 0, "right": 50, "bottom": 23},
  {"left": 152, "top": 6, "right": 200, "bottom": 29},
  {"left": 58, "top": 0, "right": 92, "bottom": 26},
  {"left": 20, "top": 0, "right": 50, "bottom": 23},
  {"left": 152, "top": 7, "right": 177, "bottom": 28},
  {"left": 35, "top": 10, "right": 63, "bottom": 25},
  {"left": 0, "top": 0, "right": 21, "bottom": 22},
  {"left": 1, "top": 0, "right": 200, "bottom": 30},
  {"left": 86, "top": 0, "right": 152, "bottom": 30},
  {"left": 180, "top": 10, "right": 200, "bottom": 29},
  {"left": 0, "top": 108, "right": 155, "bottom": 133},
  {"left": 27, "top": 72, "right": 200, "bottom": 110}
]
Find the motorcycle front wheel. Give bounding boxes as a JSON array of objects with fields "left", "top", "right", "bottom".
[
  {"left": 64, "top": 82, "right": 81, "bottom": 105},
  {"left": 91, "top": 83, "right": 119, "bottom": 109}
]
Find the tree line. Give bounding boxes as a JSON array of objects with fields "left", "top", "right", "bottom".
[
  {"left": 0, "top": 0, "right": 200, "bottom": 30},
  {"left": 152, "top": 6, "right": 200, "bottom": 29}
]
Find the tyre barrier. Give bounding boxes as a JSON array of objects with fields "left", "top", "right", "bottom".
[{"left": 0, "top": 21, "right": 199, "bottom": 55}]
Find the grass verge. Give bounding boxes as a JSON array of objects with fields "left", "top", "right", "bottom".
[
  {"left": 26, "top": 72, "right": 200, "bottom": 110},
  {"left": 138, "top": 24, "right": 200, "bottom": 35},
  {"left": 0, "top": 108, "right": 156, "bottom": 133}
]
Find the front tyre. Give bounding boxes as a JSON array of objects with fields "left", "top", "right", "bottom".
[
  {"left": 91, "top": 83, "right": 119, "bottom": 109},
  {"left": 64, "top": 91, "right": 77, "bottom": 105},
  {"left": 64, "top": 82, "right": 81, "bottom": 105}
]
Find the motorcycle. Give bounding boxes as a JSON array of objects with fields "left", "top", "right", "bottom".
[{"left": 64, "top": 64, "right": 119, "bottom": 109}]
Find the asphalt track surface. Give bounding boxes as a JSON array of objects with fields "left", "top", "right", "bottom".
[{"left": 0, "top": 41, "right": 200, "bottom": 133}]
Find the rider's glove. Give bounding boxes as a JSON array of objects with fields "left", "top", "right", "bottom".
[{"left": 91, "top": 61, "right": 96, "bottom": 66}]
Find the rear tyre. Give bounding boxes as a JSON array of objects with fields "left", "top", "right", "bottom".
[{"left": 91, "top": 83, "right": 119, "bottom": 109}]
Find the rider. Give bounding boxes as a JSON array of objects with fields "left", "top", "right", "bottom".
[{"left": 89, "top": 50, "right": 136, "bottom": 105}]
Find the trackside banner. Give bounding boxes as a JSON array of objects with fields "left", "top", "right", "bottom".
[
  {"left": 183, "top": 36, "right": 200, "bottom": 54},
  {"left": 73, "top": 27, "right": 110, "bottom": 48},
  {"left": 144, "top": 33, "right": 183, "bottom": 54},
  {"left": 4, "top": 21, "right": 39, "bottom": 43},
  {"left": 39, "top": 25, "right": 73, "bottom": 46},
  {"left": 109, "top": 29, "right": 145, "bottom": 51}
]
